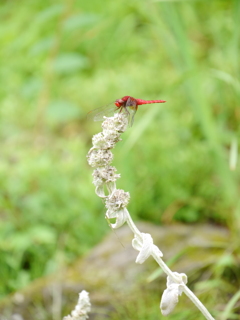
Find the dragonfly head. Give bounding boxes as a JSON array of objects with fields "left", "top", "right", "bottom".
[{"left": 115, "top": 98, "right": 124, "bottom": 108}]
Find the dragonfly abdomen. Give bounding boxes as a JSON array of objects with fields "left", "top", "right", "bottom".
[{"left": 136, "top": 99, "right": 166, "bottom": 105}]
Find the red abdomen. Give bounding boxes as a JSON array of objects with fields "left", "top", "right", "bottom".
[{"left": 136, "top": 99, "right": 166, "bottom": 105}]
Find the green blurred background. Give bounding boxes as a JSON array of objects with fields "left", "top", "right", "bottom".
[{"left": 0, "top": 0, "right": 239, "bottom": 313}]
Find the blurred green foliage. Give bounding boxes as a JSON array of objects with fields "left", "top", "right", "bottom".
[{"left": 0, "top": 0, "right": 239, "bottom": 309}]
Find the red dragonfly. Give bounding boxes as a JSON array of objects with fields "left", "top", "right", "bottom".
[{"left": 88, "top": 96, "right": 166, "bottom": 126}]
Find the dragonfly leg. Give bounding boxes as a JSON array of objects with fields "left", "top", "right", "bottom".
[
  {"left": 118, "top": 106, "right": 131, "bottom": 125},
  {"left": 118, "top": 106, "right": 130, "bottom": 116}
]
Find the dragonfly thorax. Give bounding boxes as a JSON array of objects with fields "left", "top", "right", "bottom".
[{"left": 115, "top": 96, "right": 131, "bottom": 107}]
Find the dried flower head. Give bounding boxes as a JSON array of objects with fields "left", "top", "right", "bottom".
[
  {"left": 92, "top": 166, "right": 120, "bottom": 197},
  {"left": 102, "top": 113, "right": 128, "bottom": 133},
  {"left": 105, "top": 189, "right": 130, "bottom": 212},
  {"left": 92, "top": 132, "right": 121, "bottom": 149},
  {"left": 87, "top": 148, "right": 113, "bottom": 168}
]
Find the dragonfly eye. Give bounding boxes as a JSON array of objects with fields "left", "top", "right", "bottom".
[{"left": 115, "top": 99, "right": 123, "bottom": 107}]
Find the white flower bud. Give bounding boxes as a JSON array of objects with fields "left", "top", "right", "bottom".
[
  {"left": 160, "top": 273, "right": 187, "bottom": 316},
  {"left": 132, "top": 233, "right": 163, "bottom": 264},
  {"left": 160, "top": 284, "right": 179, "bottom": 316},
  {"left": 87, "top": 148, "right": 113, "bottom": 167}
]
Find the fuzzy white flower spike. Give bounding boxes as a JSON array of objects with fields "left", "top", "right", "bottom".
[
  {"left": 87, "top": 104, "right": 216, "bottom": 320},
  {"left": 64, "top": 290, "right": 91, "bottom": 320}
]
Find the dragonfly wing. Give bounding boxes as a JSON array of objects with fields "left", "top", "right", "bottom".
[
  {"left": 125, "top": 97, "right": 137, "bottom": 126},
  {"left": 87, "top": 102, "right": 118, "bottom": 122},
  {"left": 126, "top": 96, "right": 137, "bottom": 108}
]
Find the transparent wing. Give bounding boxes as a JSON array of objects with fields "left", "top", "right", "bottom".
[
  {"left": 126, "top": 97, "right": 137, "bottom": 126},
  {"left": 126, "top": 96, "right": 137, "bottom": 108},
  {"left": 87, "top": 102, "right": 119, "bottom": 122}
]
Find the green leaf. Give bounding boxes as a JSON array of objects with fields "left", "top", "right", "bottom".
[
  {"left": 63, "top": 13, "right": 100, "bottom": 32},
  {"left": 46, "top": 100, "right": 82, "bottom": 124},
  {"left": 35, "top": 5, "right": 64, "bottom": 24},
  {"left": 53, "top": 53, "right": 89, "bottom": 74},
  {"left": 27, "top": 226, "right": 56, "bottom": 244},
  {"left": 29, "top": 37, "right": 55, "bottom": 56}
]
